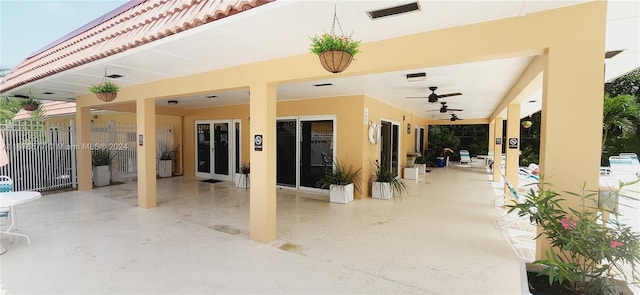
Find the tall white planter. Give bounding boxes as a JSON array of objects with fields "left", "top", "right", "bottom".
[
  {"left": 330, "top": 183, "right": 354, "bottom": 204},
  {"left": 415, "top": 164, "right": 427, "bottom": 174},
  {"left": 93, "top": 165, "right": 110, "bottom": 187},
  {"left": 235, "top": 173, "right": 250, "bottom": 188},
  {"left": 372, "top": 182, "right": 392, "bottom": 200},
  {"left": 158, "top": 160, "right": 172, "bottom": 178}
]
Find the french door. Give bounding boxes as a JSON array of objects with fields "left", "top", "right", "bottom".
[
  {"left": 276, "top": 116, "right": 335, "bottom": 190},
  {"left": 380, "top": 120, "right": 400, "bottom": 176},
  {"left": 195, "top": 120, "right": 241, "bottom": 181}
]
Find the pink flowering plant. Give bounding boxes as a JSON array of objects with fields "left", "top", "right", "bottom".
[
  {"left": 508, "top": 177, "right": 640, "bottom": 294},
  {"left": 309, "top": 33, "right": 361, "bottom": 56}
]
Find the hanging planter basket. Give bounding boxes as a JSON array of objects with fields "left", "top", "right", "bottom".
[
  {"left": 22, "top": 104, "right": 39, "bottom": 111},
  {"left": 522, "top": 120, "right": 533, "bottom": 128},
  {"left": 310, "top": 5, "right": 360, "bottom": 74},
  {"left": 319, "top": 51, "right": 353, "bottom": 73},
  {"left": 96, "top": 92, "right": 117, "bottom": 102}
]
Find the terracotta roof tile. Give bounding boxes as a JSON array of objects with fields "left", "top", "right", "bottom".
[{"left": 1, "top": 0, "right": 272, "bottom": 93}]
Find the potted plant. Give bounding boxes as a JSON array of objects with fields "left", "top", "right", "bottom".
[
  {"left": 20, "top": 97, "right": 40, "bottom": 111},
  {"left": 371, "top": 161, "right": 407, "bottom": 200},
  {"left": 92, "top": 148, "right": 115, "bottom": 187},
  {"left": 310, "top": 32, "right": 361, "bottom": 73},
  {"left": 235, "top": 162, "right": 250, "bottom": 189},
  {"left": 89, "top": 80, "right": 120, "bottom": 102},
  {"left": 404, "top": 152, "right": 421, "bottom": 180},
  {"left": 415, "top": 155, "right": 428, "bottom": 174},
  {"left": 316, "top": 161, "right": 362, "bottom": 204},
  {"left": 508, "top": 178, "right": 640, "bottom": 294},
  {"left": 157, "top": 145, "right": 178, "bottom": 178}
]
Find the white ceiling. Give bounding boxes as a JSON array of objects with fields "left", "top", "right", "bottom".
[{"left": 4, "top": 0, "right": 639, "bottom": 121}]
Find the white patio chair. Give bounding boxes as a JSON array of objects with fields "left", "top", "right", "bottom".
[{"left": 0, "top": 176, "right": 12, "bottom": 224}]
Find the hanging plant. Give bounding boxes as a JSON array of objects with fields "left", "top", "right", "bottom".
[
  {"left": 20, "top": 97, "right": 40, "bottom": 111},
  {"left": 521, "top": 120, "right": 533, "bottom": 128},
  {"left": 309, "top": 5, "right": 361, "bottom": 73},
  {"left": 89, "top": 80, "right": 119, "bottom": 102},
  {"left": 89, "top": 68, "right": 120, "bottom": 102}
]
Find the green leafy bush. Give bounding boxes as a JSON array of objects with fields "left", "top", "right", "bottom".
[{"left": 317, "top": 161, "right": 361, "bottom": 193}]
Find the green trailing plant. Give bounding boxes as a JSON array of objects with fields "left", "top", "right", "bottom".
[
  {"left": 158, "top": 144, "right": 179, "bottom": 160},
  {"left": 89, "top": 80, "right": 120, "bottom": 93},
  {"left": 310, "top": 33, "right": 361, "bottom": 56},
  {"left": 508, "top": 177, "right": 640, "bottom": 295},
  {"left": 91, "top": 148, "right": 115, "bottom": 166},
  {"left": 371, "top": 161, "right": 407, "bottom": 198},
  {"left": 316, "top": 160, "right": 362, "bottom": 193}
]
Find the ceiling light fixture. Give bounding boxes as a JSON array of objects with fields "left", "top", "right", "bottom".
[
  {"left": 43, "top": 92, "right": 54, "bottom": 95},
  {"left": 206, "top": 95, "right": 217, "bottom": 99},
  {"left": 168, "top": 100, "right": 178, "bottom": 105},
  {"left": 106, "top": 74, "right": 123, "bottom": 79},
  {"left": 406, "top": 72, "right": 426, "bottom": 82}
]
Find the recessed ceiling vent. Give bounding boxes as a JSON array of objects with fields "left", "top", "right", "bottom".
[
  {"left": 367, "top": 2, "right": 420, "bottom": 20},
  {"left": 406, "top": 72, "right": 426, "bottom": 82},
  {"left": 605, "top": 50, "right": 624, "bottom": 59},
  {"left": 313, "top": 83, "right": 333, "bottom": 87},
  {"left": 106, "top": 74, "right": 123, "bottom": 79}
]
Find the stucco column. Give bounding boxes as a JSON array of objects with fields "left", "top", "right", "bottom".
[
  {"left": 492, "top": 117, "right": 503, "bottom": 182},
  {"left": 488, "top": 119, "right": 495, "bottom": 169},
  {"left": 136, "top": 98, "right": 157, "bottom": 209},
  {"left": 76, "top": 106, "right": 92, "bottom": 190},
  {"left": 249, "top": 82, "right": 277, "bottom": 243},
  {"left": 505, "top": 103, "right": 520, "bottom": 198},
  {"left": 537, "top": 4, "right": 606, "bottom": 259}
]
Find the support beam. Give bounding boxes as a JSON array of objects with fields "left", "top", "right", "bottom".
[
  {"left": 490, "top": 56, "right": 544, "bottom": 121},
  {"left": 505, "top": 103, "right": 521, "bottom": 200},
  {"left": 492, "top": 117, "right": 503, "bottom": 182},
  {"left": 488, "top": 119, "right": 495, "bottom": 162},
  {"left": 136, "top": 98, "right": 157, "bottom": 209},
  {"left": 76, "top": 106, "right": 92, "bottom": 190},
  {"left": 249, "top": 82, "right": 277, "bottom": 244}
]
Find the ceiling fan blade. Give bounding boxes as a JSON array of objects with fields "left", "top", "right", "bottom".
[
  {"left": 438, "top": 92, "right": 462, "bottom": 98},
  {"left": 405, "top": 97, "right": 430, "bottom": 99},
  {"left": 448, "top": 108, "right": 463, "bottom": 112}
]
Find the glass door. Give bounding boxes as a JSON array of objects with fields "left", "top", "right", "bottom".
[
  {"left": 276, "top": 120, "right": 297, "bottom": 187},
  {"left": 380, "top": 120, "right": 400, "bottom": 176},
  {"left": 299, "top": 119, "right": 334, "bottom": 189},
  {"left": 195, "top": 120, "right": 233, "bottom": 181}
]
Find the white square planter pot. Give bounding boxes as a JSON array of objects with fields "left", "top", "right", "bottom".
[
  {"left": 93, "top": 165, "right": 110, "bottom": 187},
  {"left": 372, "top": 182, "right": 393, "bottom": 200},
  {"left": 404, "top": 167, "right": 419, "bottom": 180},
  {"left": 330, "top": 183, "right": 354, "bottom": 204},
  {"left": 415, "top": 164, "right": 427, "bottom": 174},
  {"left": 235, "top": 174, "right": 250, "bottom": 188},
  {"left": 158, "top": 160, "right": 172, "bottom": 178}
]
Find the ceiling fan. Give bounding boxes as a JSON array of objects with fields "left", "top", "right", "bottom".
[
  {"left": 449, "top": 114, "right": 464, "bottom": 121},
  {"left": 426, "top": 102, "right": 463, "bottom": 113},
  {"left": 407, "top": 86, "right": 462, "bottom": 103}
]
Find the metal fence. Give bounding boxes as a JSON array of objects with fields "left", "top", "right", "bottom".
[{"left": 0, "top": 120, "right": 174, "bottom": 191}]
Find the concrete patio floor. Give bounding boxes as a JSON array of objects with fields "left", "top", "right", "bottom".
[{"left": 0, "top": 166, "right": 523, "bottom": 294}]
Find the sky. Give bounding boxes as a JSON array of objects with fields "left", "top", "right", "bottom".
[{"left": 0, "top": 0, "right": 128, "bottom": 70}]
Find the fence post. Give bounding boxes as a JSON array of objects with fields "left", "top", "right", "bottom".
[{"left": 70, "top": 119, "right": 77, "bottom": 189}]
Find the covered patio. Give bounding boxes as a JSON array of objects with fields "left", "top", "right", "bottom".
[{"left": 0, "top": 167, "right": 523, "bottom": 294}]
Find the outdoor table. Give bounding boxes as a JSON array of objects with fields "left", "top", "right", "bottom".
[{"left": 0, "top": 191, "right": 42, "bottom": 251}]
